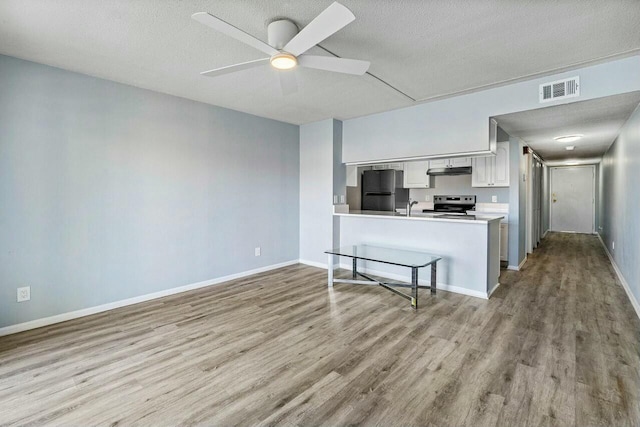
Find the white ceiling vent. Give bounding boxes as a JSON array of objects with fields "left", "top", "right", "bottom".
[{"left": 539, "top": 76, "right": 580, "bottom": 103}]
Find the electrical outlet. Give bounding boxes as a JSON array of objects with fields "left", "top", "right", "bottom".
[
  {"left": 492, "top": 195, "right": 498, "bottom": 203},
  {"left": 255, "top": 247, "right": 261, "bottom": 256},
  {"left": 17, "top": 286, "right": 30, "bottom": 302},
  {"left": 425, "top": 195, "right": 432, "bottom": 202},
  {"left": 339, "top": 195, "right": 345, "bottom": 204}
]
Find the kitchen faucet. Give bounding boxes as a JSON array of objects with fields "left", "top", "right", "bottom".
[{"left": 407, "top": 199, "right": 418, "bottom": 217}]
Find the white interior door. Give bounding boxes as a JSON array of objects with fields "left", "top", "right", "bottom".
[{"left": 550, "top": 166, "right": 595, "bottom": 233}]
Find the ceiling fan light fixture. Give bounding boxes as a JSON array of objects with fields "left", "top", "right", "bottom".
[
  {"left": 270, "top": 53, "right": 297, "bottom": 70},
  {"left": 554, "top": 134, "right": 583, "bottom": 143}
]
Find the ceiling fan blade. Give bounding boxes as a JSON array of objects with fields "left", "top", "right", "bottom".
[
  {"left": 283, "top": 2, "right": 355, "bottom": 57},
  {"left": 200, "top": 58, "right": 269, "bottom": 77},
  {"left": 298, "top": 55, "right": 370, "bottom": 75},
  {"left": 278, "top": 71, "right": 298, "bottom": 96},
  {"left": 192, "top": 12, "right": 279, "bottom": 57}
]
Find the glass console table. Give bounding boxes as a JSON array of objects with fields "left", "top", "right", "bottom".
[{"left": 324, "top": 244, "right": 442, "bottom": 309}]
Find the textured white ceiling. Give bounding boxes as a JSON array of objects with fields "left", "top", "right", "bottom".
[
  {"left": 1, "top": 1, "right": 640, "bottom": 124},
  {"left": 495, "top": 92, "right": 640, "bottom": 160}
]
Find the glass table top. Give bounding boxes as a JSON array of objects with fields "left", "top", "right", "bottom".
[{"left": 325, "top": 244, "right": 441, "bottom": 268}]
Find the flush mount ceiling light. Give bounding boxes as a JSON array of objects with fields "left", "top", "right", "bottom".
[
  {"left": 554, "top": 134, "right": 583, "bottom": 143},
  {"left": 566, "top": 145, "right": 575, "bottom": 151},
  {"left": 270, "top": 53, "right": 297, "bottom": 70},
  {"left": 565, "top": 161, "right": 580, "bottom": 166}
]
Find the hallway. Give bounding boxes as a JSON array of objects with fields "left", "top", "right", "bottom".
[
  {"left": 496, "top": 232, "right": 640, "bottom": 426},
  {"left": 0, "top": 233, "right": 638, "bottom": 426}
]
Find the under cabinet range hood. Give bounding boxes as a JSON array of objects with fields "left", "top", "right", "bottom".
[{"left": 426, "top": 166, "right": 472, "bottom": 176}]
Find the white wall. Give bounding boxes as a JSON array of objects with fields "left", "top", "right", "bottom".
[
  {"left": 342, "top": 56, "right": 640, "bottom": 163},
  {"left": 339, "top": 216, "right": 499, "bottom": 299}
]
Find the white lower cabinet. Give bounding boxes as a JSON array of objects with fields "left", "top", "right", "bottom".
[
  {"left": 403, "top": 161, "right": 433, "bottom": 188},
  {"left": 500, "top": 223, "right": 508, "bottom": 261}
]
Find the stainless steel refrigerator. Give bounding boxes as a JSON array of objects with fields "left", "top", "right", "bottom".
[{"left": 361, "top": 169, "right": 409, "bottom": 211}]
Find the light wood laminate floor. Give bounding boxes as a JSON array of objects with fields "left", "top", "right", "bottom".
[{"left": 1, "top": 233, "right": 639, "bottom": 426}]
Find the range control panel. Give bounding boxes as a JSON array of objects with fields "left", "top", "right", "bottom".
[{"left": 433, "top": 195, "right": 476, "bottom": 204}]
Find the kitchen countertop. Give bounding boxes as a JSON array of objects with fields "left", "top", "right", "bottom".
[{"left": 335, "top": 210, "right": 504, "bottom": 224}]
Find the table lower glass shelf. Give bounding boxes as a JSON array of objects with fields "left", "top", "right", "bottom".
[{"left": 324, "top": 244, "right": 442, "bottom": 309}]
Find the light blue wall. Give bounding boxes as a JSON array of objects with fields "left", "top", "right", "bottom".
[
  {"left": 594, "top": 164, "right": 601, "bottom": 233},
  {"left": 0, "top": 55, "right": 300, "bottom": 328},
  {"left": 600, "top": 104, "right": 640, "bottom": 308},
  {"left": 342, "top": 56, "right": 640, "bottom": 163}
]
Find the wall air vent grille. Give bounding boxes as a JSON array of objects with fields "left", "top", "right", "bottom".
[{"left": 539, "top": 76, "right": 580, "bottom": 103}]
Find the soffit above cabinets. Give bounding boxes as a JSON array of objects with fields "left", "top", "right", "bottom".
[{"left": 1, "top": 1, "right": 639, "bottom": 124}]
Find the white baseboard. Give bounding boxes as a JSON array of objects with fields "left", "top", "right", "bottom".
[
  {"left": 338, "top": 263, "right": 489, "bottom": 300},
  {"left": 298, "top": 259, "right": 327, "bottom": 269},
  {"left": 488, "top": 282, "right": 501, "bottom": 297},
  {"left": 0, "top": 260, "right": 299, "bottom": 337},
  {"left": 298, "top": 258, "right": 342, "bottom": 270},
  {"left": 507, "top": 255, "right": 528, "bottom": 271},
  {"left": 597, "top": 234, "right": 640, "bottom": 320}
]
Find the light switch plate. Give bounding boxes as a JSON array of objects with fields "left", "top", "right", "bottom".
[
  {"left": 339, "top": 195, "right": 345, "bottom": 203},
  {"left": 333, "top": 195, "right": 338, "bottom": 204}
]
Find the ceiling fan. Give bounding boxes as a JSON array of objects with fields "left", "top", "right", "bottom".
[{"left": 191, "top": 1, "right": 370, "bottom": 95}]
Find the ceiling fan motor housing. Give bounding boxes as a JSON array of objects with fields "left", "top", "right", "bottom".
[{"left": 267, "top": 19, "right": 298, "bottom": 50}]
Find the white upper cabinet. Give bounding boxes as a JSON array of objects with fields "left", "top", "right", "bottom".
[
  {"left": 449, "top": 157, "right": 472, "bottom": 167},
  {"left": 427, "top": 158, "right": 448, "bottom": 168},
  {"left": 471, "top": 141, "right": 510, "bottom": 187},
  {"left": 370, "top": 163, "right": 403, "bottom": 170},
  {"left": 427, "top": 157, "right": 471, "bottom": 168},
  {"left": 472, "top": 156, "right": 492, "bottom": 187},
  {"left": 346, "top": 165, "right": 358, "bottom": 187},
  {"left": 403, "top": 161, "right": 433, "bottom": 188},
  {"left": 492, "top": 143, "right": 510, "bottom": 187}
]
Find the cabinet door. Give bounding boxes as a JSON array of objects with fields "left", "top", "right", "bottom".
[
  {"left": 493, "top": 142, "right": 510, "bottom": 187},
  {"left": 472, "top": 157, "right": 492, "bottom": 187},
  {"left": 428, "top": 158, "right": 448, "bottom": 168},
  {"left": 500, "top": 223, "right": 508, "bottom": 261},
  {"left": 450, "top": 157, "right": 472, "bottom": 167},
  {"left": 346, "top": 165, "right": 358, "bottom": 187},
  {"left": 403, "top": 161, "right": 432, "bottom": 188}
]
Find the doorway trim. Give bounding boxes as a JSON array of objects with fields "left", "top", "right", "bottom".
[{"left": 549, "top": 165, "right": 596, "bottom": 233}]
